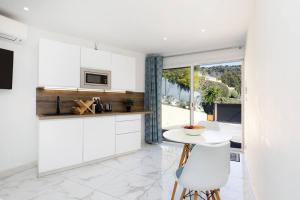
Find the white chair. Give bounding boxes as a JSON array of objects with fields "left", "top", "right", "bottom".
[{"left": 176, "top": 142, "right": 230, "bottom": 200}]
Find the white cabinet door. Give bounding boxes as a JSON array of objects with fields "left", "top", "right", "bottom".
[
  {"left": 39, "top": 39, "right": 80, "bottom": 87},
  {"left": 111, "top": 53, "right": 136, "bottom": 91},
  {"left": 38, "top": 118, "right": 83, "bottom": 173},
  {"left": 81, "top": 47, "right": 111, "bottom": 70},
  {"left": 83, "top": 116, "right": 115, "bottom": 162},
  {"left": 116, "top": 132, "right": 141, "bottom": 154}
]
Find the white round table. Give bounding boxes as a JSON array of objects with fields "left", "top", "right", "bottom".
[
  {"left": 164, "top": 128, "right": 232, "bottom": 200},
  {"left": 163, "top": 128, "right": 232, "bottom": 145}
]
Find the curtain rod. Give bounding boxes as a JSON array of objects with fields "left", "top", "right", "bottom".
[{"left": 163, "top": 46, "right": 244, "bottom": 58}]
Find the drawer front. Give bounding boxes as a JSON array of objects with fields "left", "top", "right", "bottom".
[
  {"left": 116, "top": 120, "right": 141, "bottom": 134},
  {"left": 115, "top": 114, "right": 141, "bottom": 122},
  {"left": 116, "top": 132, "right": 141, "bottom": 154}
]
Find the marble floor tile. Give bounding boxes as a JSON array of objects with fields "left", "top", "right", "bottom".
[
  {"left": 95, "top": 172, "right": 156, "bottom": 200},
  {"left": 61, "top": 163, "right": 124, "bottom": 189},
  {"left": 0, "top": 142, "right": 255, "bottom": 200}
]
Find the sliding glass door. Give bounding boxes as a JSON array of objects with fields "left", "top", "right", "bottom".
[{"left": 162, "top": 61, "right": 242, "bottom": 129}]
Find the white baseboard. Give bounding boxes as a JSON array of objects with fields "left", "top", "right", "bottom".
[
  {"left": 0, "top": 162, "right": 37, "bottom": 180},
  {"left": 244, "top": 153, "right": 257, "bottom": 200}
]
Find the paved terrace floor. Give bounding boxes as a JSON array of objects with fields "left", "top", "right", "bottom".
[{"left": 162, "top": 104, "right": 242, "bottom": 144}]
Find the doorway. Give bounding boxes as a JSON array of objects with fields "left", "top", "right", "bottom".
[{"left": 161, "top": 61, "right": 243, "bottom": 148}]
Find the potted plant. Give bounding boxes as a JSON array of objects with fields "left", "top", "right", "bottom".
[
  {"left": 123, "top": 98, "right": 134, "bottom": 112},
  {"left": 201, "top": 87, "right": 219, "bottom": 121}
]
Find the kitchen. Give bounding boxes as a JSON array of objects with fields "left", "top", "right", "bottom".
[
  {"left": 0, "top": 1, "right": 265, "bottom": 199},
  {"left": 36, "top": 38, "right": 149, "bottom": 176}
]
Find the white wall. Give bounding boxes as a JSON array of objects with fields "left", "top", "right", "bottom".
[
  {"left": 244, "top": 0, "right": 300, "bottom": 199},
  {"left": 163, "top": 47, "right": 245, "bottom": 68},
  {"left": 0, "top": 26, "right": 145, "bottom": 173}
]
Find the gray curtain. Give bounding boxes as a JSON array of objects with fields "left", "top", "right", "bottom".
[{"left": 145, "top": 55, "right": 163, "bottom": 144}]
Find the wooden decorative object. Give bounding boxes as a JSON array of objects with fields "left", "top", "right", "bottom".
[{"left": 72, "top": 100, "right": 95, "bottom": 115}]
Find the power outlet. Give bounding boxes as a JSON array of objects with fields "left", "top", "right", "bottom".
[{"left": 92, "top": 97, "right": 101, "bottom": 102}]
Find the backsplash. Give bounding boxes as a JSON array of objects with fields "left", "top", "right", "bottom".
[{"left": 36, "top": 88, "right": 144, "bottom": 115}]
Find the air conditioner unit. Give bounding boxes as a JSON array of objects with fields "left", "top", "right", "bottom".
[{"left": 0, "top": 15, "right": 28, "bottom": 43}]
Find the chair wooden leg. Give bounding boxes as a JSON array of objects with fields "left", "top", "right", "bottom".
[
  {"left": 171, "top": 181, "right": 178, "bottom": 200},
  {"left": 180, "top": 188, "right": 187, "bottom": 200},
  {"left": 211, "top": 190, "right": 216, "bottom": 200},
  {"left": 214, "top": 189, "right": 221, "bottom": 200},
  {"left": 206, "top": 191, "right": 210, "bottom": 200},
  {"left": 194, "top": 191, "right": 198, "bottom": 200}
]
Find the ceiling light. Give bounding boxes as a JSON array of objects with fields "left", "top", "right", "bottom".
[
  {"left": 201, "top": 29, "right": 206, "bottom": 33},
  {"left": 163, "top": 37, "right": 168, "bottom": 41},
  {"left": 23, "top": 7, "right": 29, "bottom": 11}
]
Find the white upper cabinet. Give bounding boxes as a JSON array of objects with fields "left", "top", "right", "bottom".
[
  {"left": 38, "top": 39, "right": 80, "bottom": 87},
  {"left": 38, "top": 39, "right": 137, "bottom": 91},
  {"left": 80, "top": 47, "right": 111, "bottom": 70},
  {"left": 111, "top": 53, "right": 136, "bottom": 91}
]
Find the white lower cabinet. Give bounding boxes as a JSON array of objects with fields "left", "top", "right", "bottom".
[
  {"left": 38, "top": 118, "right": 83, "bottom": 174},
  {"left": 116, "top": 132, "right": 141, "bottom": 154},
  {"left": 115, "top": 115, "right": 142, "bottom": 154},
  {"left": 83, "top": 117, "right": 115, "bottom": 162},
  {"left": 38, "top": 114, "right": 142, "bottom": 174}
]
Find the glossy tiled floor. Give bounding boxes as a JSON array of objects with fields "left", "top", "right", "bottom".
[{"left": 0, "top": 142, "right": 255, "bottom": 200}]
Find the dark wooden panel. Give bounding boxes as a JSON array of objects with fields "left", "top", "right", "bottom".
[
  {"left": 36, "top": 88, "right": 145, "bottom": 115},
  {"left": 216, "top": 103, "right": 241, "bottom": 123}
]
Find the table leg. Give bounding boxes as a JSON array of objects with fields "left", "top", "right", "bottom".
[
  {"left": 211, "top": 190, "right": 216, "bottom": 200},
  {"left": 171, "top": 181, "right": 178, "bottom": 200},
  {"left": 194, "top": 191, "right": 198, "bottom": 200},
  {"left": 171, "top": 144, "right": 190, "bottom": 200},
  {"left": 206, "top": 191, "right": 210, "bottom": 200}
]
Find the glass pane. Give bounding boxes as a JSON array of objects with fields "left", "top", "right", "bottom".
[
  {"left": 193, "top": 61, "right": 242, "bottom": 125},
  {"left": 192, "top": 66, "right": 207, "bottom": 124},
  {"left": 86, "top": 73, "right": 107, "bottom": 84},
  {"left": 162, "top": 67, "right": 191, "bottom": 129}
]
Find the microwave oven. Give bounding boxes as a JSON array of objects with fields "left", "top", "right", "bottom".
[{"left": 80, "top": 68, "right": 111, "bottom": 89}]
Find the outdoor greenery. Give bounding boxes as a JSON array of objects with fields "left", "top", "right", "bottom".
[
  {"left": 220, "top": 71, "right": 241, "bottom": 94},
  {"left": 229, "top": 89, "right": 239, "bottom": 98},
  {"left": 200, "top": 80, "right": 229, "bottom": 98},
  {"left": 162, "top": 64, "right": 241, "bottom": 111},
  {"left": 201, "top": 87, "right": 219, "bottom": 114},
  {"left": 202, "top": 87, "right": 219, "bottom": 104},
  {"left": 162, "top": 67, "right": 199, "bottom": 100},
  {"left": 199, "top": 65, "right": 241, "bottom": 94},
  {"left": 216, "top": 97, "right": 241, "bottom": 104}
]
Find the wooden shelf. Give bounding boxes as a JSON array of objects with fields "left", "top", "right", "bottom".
[{"left": 37, "top": 111, "right": 151, "bottom": 120}]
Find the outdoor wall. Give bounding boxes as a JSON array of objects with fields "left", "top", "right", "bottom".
[
  {"left": 0, "top": 25, "right": 145, "bottom": 174},
  {"left": 244, "top": 0, "right": 300, "bottom": 199}
]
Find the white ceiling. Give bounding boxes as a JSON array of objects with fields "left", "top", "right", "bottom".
[{"left": 0, "top": 0, "right": 252, "bottom": 55}]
